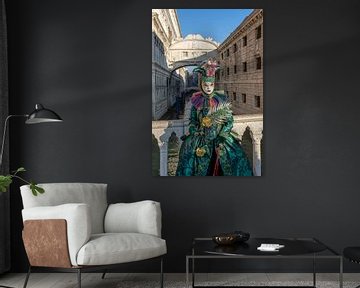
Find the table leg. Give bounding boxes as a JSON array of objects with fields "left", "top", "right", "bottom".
[
  {"left": 192, "top": 247, "right": 195, "bottom": 288},
  {"left": 192, "top": 257, "right": 195, "bottom": 288},
  {"left": 186, "top": 257, "right": 189, "bottom": 288},
  {"left": 339, "top": 257, "right": 343, "bottom": 288},
  {"left": 313, "top": 254, "right": 316, "bottom": 287}
]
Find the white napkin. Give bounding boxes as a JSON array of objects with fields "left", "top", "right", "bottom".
[{"left": 257, "top": 243, "right": 285, "bottom": 251}]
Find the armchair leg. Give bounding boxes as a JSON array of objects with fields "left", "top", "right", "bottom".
[
  {"left": 77, "top": 268, "right": 81, "bottom": 288},
  {"left": 160, "top": 257, "right": 164, "bottom": 288},
  {"left": 23, "top": 266, "right": 31, "bottom": 288},
  {"left": 101, "top": 270, "right": 107, "bottom": 279}
]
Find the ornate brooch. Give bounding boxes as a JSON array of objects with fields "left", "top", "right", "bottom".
[
  {"left": 195, "top": 147, "right": 206, "bottom": 157},
  {"left": 201, "top": 116, "right": 212, "bottom": 128}
]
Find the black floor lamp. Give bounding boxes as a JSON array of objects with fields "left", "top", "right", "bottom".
[
  {"left": 0, "top": 103, "right": 63, "bottom": 167},
  {"left": 0, "top": 103, "right": 62, "bottom": 288}
]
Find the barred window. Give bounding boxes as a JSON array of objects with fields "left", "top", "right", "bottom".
[
  {"left": 216, "top": 70, "right": 220, "bottom": 80},
  {"left": 242, "top": 93, "right": 246, "bottom": 103},
  {"left": 256, "top": 57, "right": 262, "bottom": 70},
  {"left": 256, "top": 25, "right": 262, "bottom": 39},
  {"left": 243, "top": 36, "right": 247, "bottom": 47},
  {"left": 255, "top": 95, "right": 261, "bottom": 108},
  {"left": 243, "top": 62, "right": 247, "bottom": 72}
]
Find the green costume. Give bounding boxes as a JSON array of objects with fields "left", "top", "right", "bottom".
[{"left": 175, "top": 59, "right": 253, "bottom": 176}]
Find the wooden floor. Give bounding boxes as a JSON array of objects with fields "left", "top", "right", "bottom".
[{"left": 0, "top": 273, "right": 359, "bottom": 288}]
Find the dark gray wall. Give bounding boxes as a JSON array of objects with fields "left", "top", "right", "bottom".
[{"left": 5, "top": 0, "right": 360, "bottom": 272}]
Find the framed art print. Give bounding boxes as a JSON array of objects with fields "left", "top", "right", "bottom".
[{"left": 152, "top": 9, "right": 263, "bottom": 176}]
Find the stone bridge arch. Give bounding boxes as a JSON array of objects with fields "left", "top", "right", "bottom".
[
  {"left": 169, "top": 49, "right": 219, "bottom": 71},
  {"left": 167, "top": 34, "right": 219, "bottom": 71}
]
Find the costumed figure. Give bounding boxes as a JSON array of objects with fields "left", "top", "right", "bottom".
[{"left": 175, "top": 59, "right": 253, "bottom": 176}]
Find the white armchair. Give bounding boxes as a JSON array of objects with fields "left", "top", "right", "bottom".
[{"left": 20, "top": 183, "right": 166, "bottom": 288}]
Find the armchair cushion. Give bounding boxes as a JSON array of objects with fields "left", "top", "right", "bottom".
[
  {"left": 21, "top": 183, "right": 108, "bottom": 234},
  {"left": 76, "top": 233, "right": 166, "bottom": 266},
  {"left": 22, "top": 203, "right": 91, "bottom": 266},
  {"left": 104, "top": 200, "right": 162, "bottom": 237}
]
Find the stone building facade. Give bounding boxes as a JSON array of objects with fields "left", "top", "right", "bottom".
[
  {"left": 152, "top": 9, "right": 185, "bottom": 120},
  {"left": 216, "top": 9, "right": 263, "bottom": 115}
]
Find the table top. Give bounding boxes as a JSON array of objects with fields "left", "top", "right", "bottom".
[{"left": 190, "top": 237, "right": 340, "bottom": 258}]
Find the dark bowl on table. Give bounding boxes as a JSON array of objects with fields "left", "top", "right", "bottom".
[
  {"left": 212, "top": 231, "right": 250, "bottom": 246},
  {"left": 212, "top": 234, "right": 238, "bottom": 245}
]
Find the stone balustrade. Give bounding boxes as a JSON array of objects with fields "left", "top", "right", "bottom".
[{"left": 152, "top": 113, "right": 263, "bottom": 176}]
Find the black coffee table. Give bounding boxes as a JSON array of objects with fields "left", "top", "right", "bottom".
[{"left": 186, "top": 237, "right": 343, "bottom": 288}]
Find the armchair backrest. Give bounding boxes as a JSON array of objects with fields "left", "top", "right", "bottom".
[{"left": 20, "top": 183, "right": 108, "bottom": 234}]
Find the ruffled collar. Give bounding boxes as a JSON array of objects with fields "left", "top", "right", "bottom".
[{"left": 191, "top": 91, "right": 227, "bottom": 110}]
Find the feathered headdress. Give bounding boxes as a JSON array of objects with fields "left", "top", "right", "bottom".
[{"left": 193, "top": 58, "right": 219, "bottom": 83}]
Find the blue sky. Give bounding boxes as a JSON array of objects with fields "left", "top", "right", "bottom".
[{"left": 177, "top": 9, "right": 254, "bottom": 43}]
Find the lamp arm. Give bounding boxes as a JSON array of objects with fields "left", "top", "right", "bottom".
[{"left": 0, "top": 114, "right": 28, "bottom": 169}]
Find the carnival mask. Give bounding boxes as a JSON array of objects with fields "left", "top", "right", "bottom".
[{"left": 201, "top": 81, "right": 215, "bottom": 95}]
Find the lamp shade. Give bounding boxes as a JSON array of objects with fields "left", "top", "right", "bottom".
[{"left": 25, "top": 104, "right": 63, "bottom": 124}]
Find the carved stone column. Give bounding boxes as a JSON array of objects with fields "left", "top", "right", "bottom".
[
  {"left": 159, "top": 141, "right": 168, "bottom": 176},
  {"left": 250, "top": 130, "right": 263, "bottom": 176}
]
